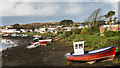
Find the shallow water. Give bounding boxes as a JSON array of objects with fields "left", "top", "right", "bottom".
[
  {"left": 0, "top": 38, "right": 18, "bottom": 51},
  {"left": 0, "top": 37, "right": 18, "bottom": 67}
]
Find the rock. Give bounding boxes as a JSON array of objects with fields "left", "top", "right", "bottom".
[
  {"left": 41, "top": 52, "right": 43, "bottom": 55},
  {"left": 5, "top": 55, "right": 7, "bottom": 57},
  {"left": 53, "top": 47, "right": 54, "bottom": 49}
]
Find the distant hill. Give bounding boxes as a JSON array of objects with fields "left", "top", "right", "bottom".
[
  {"left": 12, "top": 22, "right": 60, "bottom": 29},
  {"left": 22, "top": 22, "right": 60, "bottom": 26}
]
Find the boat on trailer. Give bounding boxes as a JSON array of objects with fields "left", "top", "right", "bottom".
[{"left": 65, "top": 41, "right": 117, "bottom": 62}]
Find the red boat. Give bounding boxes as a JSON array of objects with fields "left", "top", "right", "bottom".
[
  {"left": 31, "top": 38, "right": 47, "bottom": 46},
  {"left": 31, "top": 41, "right": 47, "bottom": 45},
  {"left": 65, "top": 41, "right": 117, "bottom": 61}
]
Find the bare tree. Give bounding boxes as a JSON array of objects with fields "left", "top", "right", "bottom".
[{"left": 84, "top": 8, "right": 104, "bottom": 28}]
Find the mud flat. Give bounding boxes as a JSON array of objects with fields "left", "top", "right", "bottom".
[{"left": 1, "top": 36, "right": 120, "bottom": 67}]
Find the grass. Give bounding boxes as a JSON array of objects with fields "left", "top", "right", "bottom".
[
  {"left": 61, "top": 34, "right": 120, "bottom": 52},
  {"left": 113, "top": 59, "right": 120, "bottom": 64}
]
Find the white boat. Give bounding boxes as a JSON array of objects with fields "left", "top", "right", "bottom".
[
  {"left": 33, "top": 35, "right": 41, "bottom": 38},
  {"left": 22, "top": 34, "right": 28, "bottom": 37},
  {"left": 26, "top": 44, "right": 40, "bottom": 49},
  {"left": 11, "top": 34, "right": 17, "bottom": 37},
  {"left": 39, "top": 39, "right": 52, "bottom": 42}
]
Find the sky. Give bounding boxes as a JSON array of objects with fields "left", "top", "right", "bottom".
[{"left": 0, "top": 0, "right": 120, "bottom": 26}]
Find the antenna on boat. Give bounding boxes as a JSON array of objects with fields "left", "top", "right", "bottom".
[{"left": 73, "top": 41, "right": 85, "bottom": 55}]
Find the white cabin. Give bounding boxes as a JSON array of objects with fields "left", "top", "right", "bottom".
[{"left": 73, "top": 41, "right": 85, "bottom": 55}]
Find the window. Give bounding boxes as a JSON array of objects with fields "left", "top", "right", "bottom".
[
  {"left": 79, "top": 44, "right": 83, "bottom": 49},
  {"left": 75, "top": 44, "right": 78, "bottom": 49}
]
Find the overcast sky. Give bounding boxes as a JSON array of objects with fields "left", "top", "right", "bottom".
[{"left": 0, "top": 0, "right": 120, "bottom": 26}]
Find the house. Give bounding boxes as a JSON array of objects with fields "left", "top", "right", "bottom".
[
  {"left": 64, "top": 27, "right": 75, "bottom": 31},
  {"left": 34, "top": 29, "right": 39, "bottom": 32},
  {"left": 0, "top": 29, "right": 16, "bottom": 33},
  {"left": 99, "top": 20, "right": 120, "bottom": 35},
  {"left": 78, "top": 25, "right": 88, "bottom": 29},
  {"left": 101, "top": 21, "right": 120, "bottom": 31},
  {"left": 20, "top": 29, "right": 27, "bottom": 33},
  {"left": 39, "top": 28, "right": 46, "bottom": 33}
]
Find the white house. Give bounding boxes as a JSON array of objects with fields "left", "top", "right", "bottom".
[
  {"left": 57, "top": 25, "right": 63, "bottom": 28},
  {"left": 39, "top": 28, "right": 46, "bottom": 33},
  {"left": 20, "top": 29, "right": 27, "bottom": 33},
  {"left": 48, "top": 28, "right": 56, "bottom": 31},
  {"left": 0, "top": 29, "right": 16, "bottom": 33},
  {"left": 65, "top": 27, "right": 75, "bottom": 31},
  {"left": 34, "top": 29, "right": 39, "bottom": 32},
  {"left": 78, "top": 25, "right": 88, "bottom": 29}
]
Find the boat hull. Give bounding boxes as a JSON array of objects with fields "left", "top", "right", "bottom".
[
  {"left": 66, "top": 45, "right": 116, "bottom": 61},
  {"left": 31, "top": 41, "right": 47, "bottom": 45}
]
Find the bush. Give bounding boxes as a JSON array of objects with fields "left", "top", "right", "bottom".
[
  {"left": 104, "top": 31, "right": 120, "bottom": 37},
  {"left": 63, "top": 31, "right": 73, "bottom": 38},
  {"left": 57, "top": 31, "right": 63, "bottom": 35},
  {"left": 86, "top": 27, "right": 100, "bottom": 35},
  {"left": 58, "top": 34, "right": 64, "bottom": 39},
  {"left": 73, "top": 29, "right": 81, "bottom": 34},
  {"left": 81, "top": 29, "right": 87, "bottom": 35},
  {"left": 67, "top": 34, "right": 76, "bottom": 41}
]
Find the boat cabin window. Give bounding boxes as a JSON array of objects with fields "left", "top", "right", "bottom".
[
  {"left": 79, "top": 44, "right": 83, "bottom": 49},
  {"left": 75, "top": 44, "right": 78, "bottom": 49}
]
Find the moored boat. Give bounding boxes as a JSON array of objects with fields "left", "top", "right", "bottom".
[
  {"left": 26, "top": 44, "right": 40, "bottom": 49},
  {"left": 11, "top": 34, "right": 17, "bottom": 37},
  {"left": 39, "top": 39, "right": 52, "bottom": 42},
  {"left": 31, "top": 41, "right": 47, "bottom": 46},
  {"left": 33, "top": 35, "right": 41, "bottom": 38},
  {"left": 22, "top": 34, "right": 28, "bottom": 37},
  {"left": 30, "top": 38, "right": 47, "bottom": 46},
  {"left": 65, "top": 41, "right": 117, "bottom": 61}
]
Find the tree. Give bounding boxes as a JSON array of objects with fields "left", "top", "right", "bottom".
[
  {"left": 59, "top": 19, "right": 74, "bottom": 25},
  {"left": 13, "top": 23, "right": 20, "bottom": 28},
  {"left": 105, "top": 11, "right": 115, "bottom": 30},
  {"left": 74, "top": 29, "right": 81, "bottom": 34},
  {"left": 85, "top": 8, "right": 104, "bottom": 28},
  {"left": 64, "top": 31, "right": 72, "bottom": 38},
  {"left": 45, "top": 28, "right": 48, "bottom": 31},
  {"left": 113, "top": 17, "right": 117, "bottom": 22}
]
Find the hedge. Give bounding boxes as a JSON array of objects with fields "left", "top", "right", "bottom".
[{"left": 104, "top": 31, "right": 120, "bottom": 37}]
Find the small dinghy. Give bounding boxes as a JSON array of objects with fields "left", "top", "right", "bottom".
[
  {"left": 26, "top": 44, "right": 40, "bottom": 49},
  {"left": 11, "top": 34, "right": 17, "bottom": 37},
  {"left": 22, "top": 34, "right": 28, "bottom": 37},
  {"left": 33, "top": 35, "right": 41, "bottom": 38},
  {"left": 39, "top": 39, "right": 52, "bottom": 42},
  {"left": 65, "top": 41, "right": 117, "bottom": 62}
]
